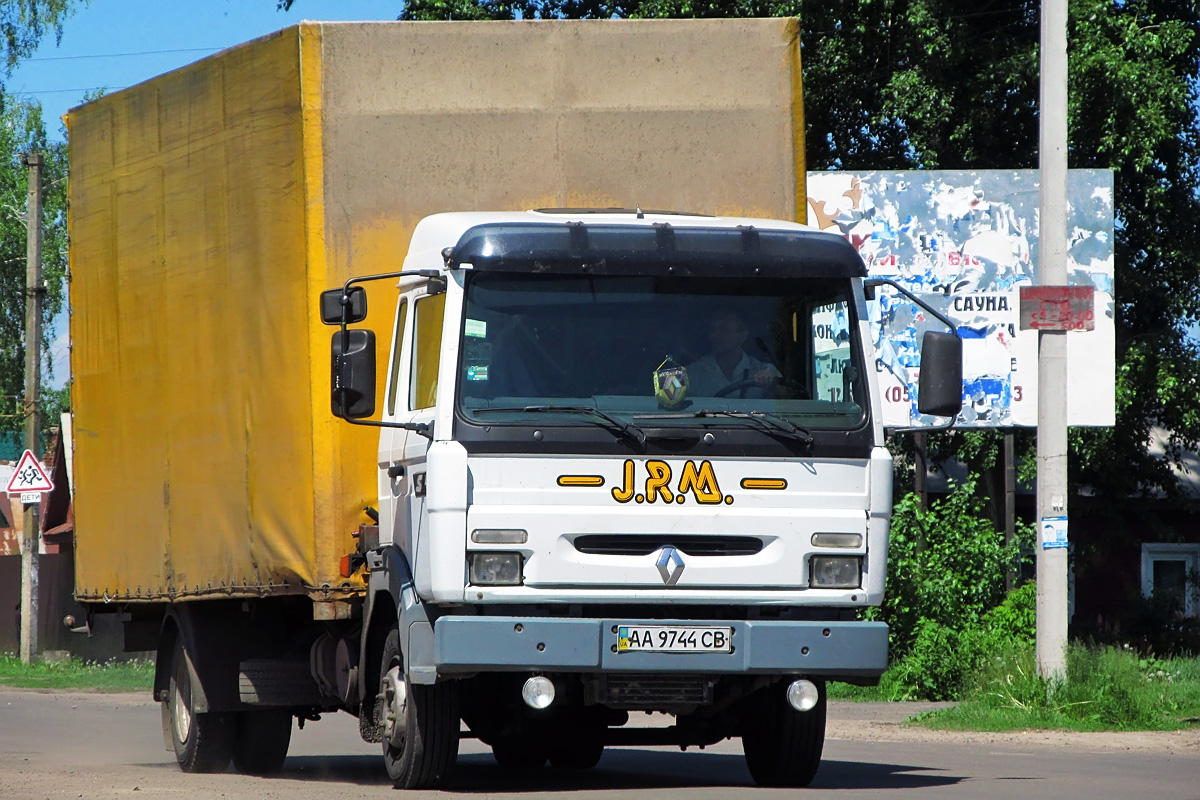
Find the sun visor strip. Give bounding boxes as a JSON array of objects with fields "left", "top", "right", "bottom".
[{"left": 443, "top": 223, "right": 868, "bottom": 279}]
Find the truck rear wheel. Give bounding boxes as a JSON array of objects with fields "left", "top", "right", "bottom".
[
  {"left": 741, "top": 679, "right": 826, "bottom": 787},
  {"left": 166, "top": 637, "right": 233, "bottom": 773},
  {"left": 379, "top": 627, "right": 460, "bottom": 789},
  {"left": 232, "top": 710, "right": 292, "bottom": 775}
]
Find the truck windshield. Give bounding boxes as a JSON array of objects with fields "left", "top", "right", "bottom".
[{"left": 457, "top": 273, "right": 867, "bottom": 430}]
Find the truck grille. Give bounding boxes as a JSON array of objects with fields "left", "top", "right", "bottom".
[
  {"left": 573, "top": 534, "right": 763, "bottom": 557},
  {"left": 588, "top": 674, "right": 715, "bottom": 708}
]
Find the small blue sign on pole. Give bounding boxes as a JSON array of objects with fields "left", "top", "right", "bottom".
[{"left": 1041, "top": 516, "right": 1069, "bottom": 549}]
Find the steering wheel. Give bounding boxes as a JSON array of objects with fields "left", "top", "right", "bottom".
[{"left": 713, "top": 376, "right": 809, "bottom": 399}]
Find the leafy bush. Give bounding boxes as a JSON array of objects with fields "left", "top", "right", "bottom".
[
  {"left": 870, "top": 481, "right": 1030, "bottom": 659},
  {"left": 879, "top": 583, "right": 1040, "bottom": 701},
  {"left": 881, "top": 621, "right": 984, "bottom": 700},
  {"left": 981, "top": 580, "right": 1036, "bottom": 646}
]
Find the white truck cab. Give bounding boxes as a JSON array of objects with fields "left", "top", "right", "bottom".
[{"left": 324, "top": 209, "right": 963, "bottom": 788}]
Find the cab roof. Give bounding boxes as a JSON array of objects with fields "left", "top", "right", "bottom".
[{"left": 401, "top": 209, "right": 867, "bottom": 279}]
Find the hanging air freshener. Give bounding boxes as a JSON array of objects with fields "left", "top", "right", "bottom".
[{"left": 652, "top": 355, "right": 690, "bottom": 408}]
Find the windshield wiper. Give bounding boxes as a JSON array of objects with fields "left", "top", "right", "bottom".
[
  {"left": 470, "top": 405, "right": 647, "bottom": 447},
  {"left": 636, "top": 409, "right": 813, "bottom": 446}
]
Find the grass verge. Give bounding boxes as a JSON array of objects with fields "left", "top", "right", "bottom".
[
  {"left": 0, "top": 653, "right": 154, "bottom": 692},
  {"left": 909, "top": 644, "right": 1200, "bottom": 732}
]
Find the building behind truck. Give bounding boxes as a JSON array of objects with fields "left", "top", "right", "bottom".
[{"left": 67, "top": 19, "right": 961, "bottom": 788}]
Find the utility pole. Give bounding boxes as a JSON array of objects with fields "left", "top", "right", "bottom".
[
  {"left": 1035, "top": 0, "right": 1070, "bottom": 681},
  {"left": 19, "top": 151, "right": 43, "bottom": 665},
  {"left": 1005, "top": 431, "right": 1017, "bottom": 592}
]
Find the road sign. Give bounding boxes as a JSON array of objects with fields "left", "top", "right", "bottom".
[
  {"left": 1020, "top": 286, "right": 1095, "bottom": 331},
  {"left": 7, "top": 449, "right": 53, "bottom": 494}
]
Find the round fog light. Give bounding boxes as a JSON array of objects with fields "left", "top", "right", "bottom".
[
  {"left": 786, "top": 679, "right": 820, "bottom": 712},
  {"left": 521, "top": 676, "right": 556, "bottom": 709}
]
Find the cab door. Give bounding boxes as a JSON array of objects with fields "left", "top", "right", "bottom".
[
  {"left": 388, "top": 282, "right": 446, "bottom": 568},
  {"left": 377, "top": 294, "right": 410, "bottom": 550}
]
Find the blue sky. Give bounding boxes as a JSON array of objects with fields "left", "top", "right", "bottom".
[
  {"left": 7, "top": 1, "right": 404, "bottom": 385},
  {"left": 10, "top": 1, "right": 404, "bottom": 136}
]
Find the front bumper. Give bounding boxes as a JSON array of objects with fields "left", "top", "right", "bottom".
[{"left": 430, "top": 616, "right": 888, "bottom": 678}]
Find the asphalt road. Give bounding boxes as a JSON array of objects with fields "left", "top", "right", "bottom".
[{"left": 1, "top": 687, "right": 1198, "bottom": 799}]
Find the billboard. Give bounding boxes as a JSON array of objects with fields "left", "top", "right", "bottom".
[{"left": 807, "top": 170, "right": 1115, "bottom": 428}]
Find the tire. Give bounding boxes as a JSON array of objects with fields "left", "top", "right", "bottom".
[
  {"left": 492, "top": 739, "right": 548, "bottom": 769},
  {"left": 379, "top": 627, "right": 460, "bottom": 789},
  {"left": 232, "top": 710, "right": 292, "bottom": 775},
  {"left": 548, "top": 736, "right": 603, "bottom": 770},
  {"left": 165, "top": 637, "right": 234, "bottom": 774},
  {"left": 741, "top": 679, "right": 826, "bottom": 787}
]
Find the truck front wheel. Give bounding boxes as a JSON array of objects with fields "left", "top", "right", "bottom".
[
  {"left": 232, "top": 710, "right": 292, "bottom": 775},
  {"left": 491, "top": 739, "right": 547, "bottom": 769},
  {"left": 378, "top": 627, "right": 460, "bottom": 789},
  {"left": 741, "top": 679, "right": 826, "bottom": 787},
  {"left": 165, "top": 637, "right": 233, "bottom": 773},
  {"left": 548, "top": 736, "right": 604, "bottom": 770}
]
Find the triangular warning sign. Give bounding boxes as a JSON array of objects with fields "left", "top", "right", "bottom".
[{"left": 6, "top": 449, "right": 54, "bottom": 494}]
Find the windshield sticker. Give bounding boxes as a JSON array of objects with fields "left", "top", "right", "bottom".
[
  {"left": 609, "top": 459, "right": 732, "bottom": 505},
  {"left": 464, "top": 339, "right": 491, "bottom": 381},
  {"left": 465, "top": 318, "right": 488, "bottom": 338}
]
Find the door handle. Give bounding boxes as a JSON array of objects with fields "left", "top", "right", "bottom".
[{"left": 387, "top": 464, "right": 405, "bottom": 479}]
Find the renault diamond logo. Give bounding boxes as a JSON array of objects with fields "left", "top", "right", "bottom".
[{"left": 656, "top": 546, "right": 685, "bottom": 586}]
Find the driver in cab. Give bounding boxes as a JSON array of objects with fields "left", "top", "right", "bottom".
[{"left": 686, "top": 307, "right": 779, "bottom": 399}]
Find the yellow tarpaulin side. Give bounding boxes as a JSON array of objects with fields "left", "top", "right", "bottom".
[
  {"left": 786, "top": 17, "right": 807, "bottom": 225},
  {"left": 69, "top": 28, "right": 366, "bottom": 600},
  {"left": 68, "top": 19, "right": 808, "bottom": 603}
]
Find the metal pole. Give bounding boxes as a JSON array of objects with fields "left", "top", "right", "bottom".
[
  {"left": 1036, "top": 0, "right": 1070, "bottom": 681},
  {"left": 19, "top": 152, "right": 43, "bottom": 665},
  {"left": 913, "top": 432, "right": 928, "bottom": 513},
  {"left": 1005, "top": 430, "right": 1016, "bottom": 592}
]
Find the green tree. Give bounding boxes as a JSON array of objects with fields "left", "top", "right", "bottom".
[
  {"left": 0, "top": 1, "right": 75, "bottom": 75},
  {"left": 0, "top": 100, "right": 69, "bottom": 441},
  {"left": 0, "top": 1, "right": 80, "bottom": 442},
  {"left": 280, "top": 0, "right": 1200, "bottom": 504}
]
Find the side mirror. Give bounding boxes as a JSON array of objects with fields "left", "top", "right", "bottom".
[
  {"left": 320, "top": 286, "right": 368, "bottom": 325},
  {"left": 917, "top": 331, "right": 963, "bottom": 418},
  {"left": 331, "top": 330, "right": 376, "bottom": 418}
]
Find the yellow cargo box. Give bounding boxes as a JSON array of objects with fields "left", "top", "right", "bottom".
[{"left": 67, "top": 19, "right": 806, "bottom": 603}]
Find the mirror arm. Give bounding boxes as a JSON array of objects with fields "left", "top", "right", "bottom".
[
  {"left": 330, "top": 267, "right": 446, "bottom": 429},
  {"left": 863, "top": 277, "right": 959, "bottom": 333},
  {"left": 341, "top": 269, "right": 443, "bottom": 298},
  {"left": 333, "top": 269, "right": 444, "bottom": 331},
  {"left": 339, "top": 415, "right": 435, "bottom": 437},
  {"left": 885, "top": 417, "right": 957, "bottom": 437}
]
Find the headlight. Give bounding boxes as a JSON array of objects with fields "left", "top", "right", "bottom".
[
  {"left": 469, "top": 552, "right": 524, "bottom": 585},
  {"left": 809, "top": 556, "right": 861, "bottom": 589}
]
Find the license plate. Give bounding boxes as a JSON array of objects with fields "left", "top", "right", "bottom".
[{"left": 616, "top": 625, "right": 733, "bottom": 653}]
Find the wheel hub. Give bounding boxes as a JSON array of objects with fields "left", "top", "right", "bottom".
[
  {"left": 381, "top": 665, "right": 407, "bottom": 748},
  {"left": 172, "top": 682, "right": 192, "bottom": 743}
]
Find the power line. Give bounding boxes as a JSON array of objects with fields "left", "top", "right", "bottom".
[
  {"left": 26, "top": 46, "right": 222, "bottom": 62},
  {"left": 8, "top": 87, "right": 122, "bottom": 95}
]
